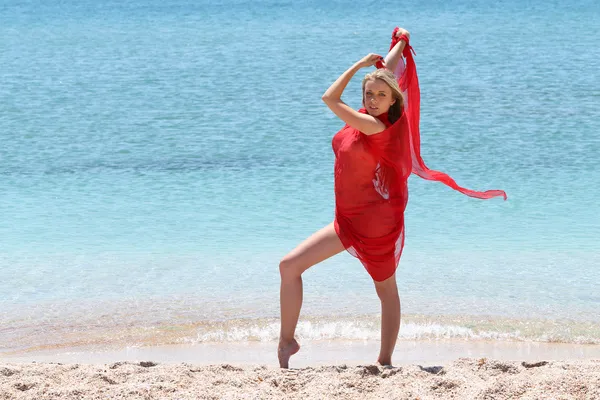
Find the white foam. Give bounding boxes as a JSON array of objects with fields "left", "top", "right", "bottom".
[{"left": 185, "top": 317, "right": 578, "bottom": 344}]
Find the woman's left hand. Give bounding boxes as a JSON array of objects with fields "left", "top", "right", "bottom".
[
  {"left": 356, "top": 53, "right": 384, "bottom": 69},
  {"left": 394, "top": 27, "right": 410, "bottom": 40}
]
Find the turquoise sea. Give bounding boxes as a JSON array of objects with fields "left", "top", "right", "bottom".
[{"left": 1, "top": 0, "right": 599, "bottom": 355}]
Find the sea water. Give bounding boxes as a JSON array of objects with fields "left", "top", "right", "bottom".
[{"left": 1, "top": 0, "right": 599, "bottom": 354}]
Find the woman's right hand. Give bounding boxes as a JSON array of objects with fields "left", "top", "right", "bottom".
[{"left": 356, "top": 53, "right": 384, "bottom": 69}]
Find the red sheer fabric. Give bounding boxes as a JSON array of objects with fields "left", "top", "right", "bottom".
[
  {"left": 332, "top": 110, "right": 411, "bottom": 282},
  {"left": 331, "top": 28, "right": 507, "bottom": 281},
  {"left": 391, "top": 29, "right": 508, "bottom": 200}
]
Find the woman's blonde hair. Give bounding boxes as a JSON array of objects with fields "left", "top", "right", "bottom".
[{"left": 362, "top": 69, "right": 403, "bottom": 124}]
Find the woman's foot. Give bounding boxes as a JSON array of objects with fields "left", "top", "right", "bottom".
[
  {"left": 278, "top": 339, "right": 300, "bottom": 368},
  {"left": 377, "top": 358, "right": 393, "bottom": 367}
]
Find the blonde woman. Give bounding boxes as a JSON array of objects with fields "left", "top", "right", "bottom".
[{"left": 278, "top": 27, "right": 506, "bottom": 369}]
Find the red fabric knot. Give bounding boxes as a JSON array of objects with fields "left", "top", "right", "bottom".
[
  {"left": 397, "top": 34, "right": 415, "bottom": 58},
  {"left": 389, "top": 27, "right": 415, "bottom": 58}
]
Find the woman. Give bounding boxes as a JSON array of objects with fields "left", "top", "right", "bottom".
[{"left": 278, "top": 27, "right": 506, "bottom": 369}]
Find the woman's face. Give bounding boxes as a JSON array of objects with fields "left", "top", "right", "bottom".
[{"left": 363, "top": 79, "right": 396, "bottom": 117}]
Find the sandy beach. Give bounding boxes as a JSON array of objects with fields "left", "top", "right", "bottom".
[
  {"left": 2, "top": 0, "right": 599, "bottom": 398},
  {"left": 1, "top": 358, "right": 599, "bottom": 399},
  {"left": 2, "top": 340, "right": 600, "bottom": 399}
]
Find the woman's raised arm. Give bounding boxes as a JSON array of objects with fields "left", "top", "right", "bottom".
[
  {"left": 384, "top": 28, "right": 410, "bottom": 76},
  {"left": 322, "top": 54, "right": 387, "bottom": 135}
]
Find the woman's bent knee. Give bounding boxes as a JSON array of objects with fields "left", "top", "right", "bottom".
[{"left": 278, "top": 222, "right": 342, "bottom": 282}]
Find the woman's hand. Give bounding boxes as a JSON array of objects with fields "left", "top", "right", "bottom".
[
  {"left": 394, "top": 27, "right": 410, "bottom": 41},
  {"left": 356, "top": 53, "right": 384, "bottom": 69}
]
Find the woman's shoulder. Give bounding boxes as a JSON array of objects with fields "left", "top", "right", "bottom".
[{"left": 365, "top": 112, "right": 408, "bottom": 140}]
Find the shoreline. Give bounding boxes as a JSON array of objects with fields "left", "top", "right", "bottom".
[
  {"left": 3, "top": 339, "right": 600, "bottom": 367},
  {"left": 3, "top": 312, "right": 599, "bottom": 358}
]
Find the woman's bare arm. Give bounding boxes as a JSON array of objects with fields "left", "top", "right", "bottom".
[
  {"left": 322, "top": 54, "right": 387, "bottom": 135},
  {"left": 384, "top": 28, "right": 410, "bottom": 75}
]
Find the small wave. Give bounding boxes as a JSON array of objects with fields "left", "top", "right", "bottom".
[{"left": 180, "top": 315, "right": 600, "bottom": 345}]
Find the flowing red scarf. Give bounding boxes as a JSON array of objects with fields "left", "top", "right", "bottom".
[{"left": 385, "top": 28, "right": 507, "bottom": 200}]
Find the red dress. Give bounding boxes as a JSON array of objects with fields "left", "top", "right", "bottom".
[{"left": 332, "top": 30, "right": 507, "bottom": 282}]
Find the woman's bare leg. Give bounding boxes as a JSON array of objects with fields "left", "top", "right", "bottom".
[
  {"left": 278, "top": 222, "right": 345, "bottom": 368},
  {"left": 373, "top": 274, "right": 401, "bottom": 366}
]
